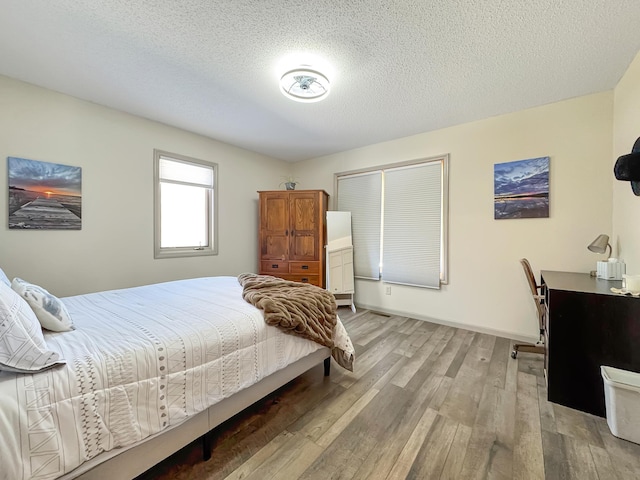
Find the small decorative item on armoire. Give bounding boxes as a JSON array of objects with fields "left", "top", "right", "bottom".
[{"left": 279, "top": 176, "right": 299, "bottom": 190}]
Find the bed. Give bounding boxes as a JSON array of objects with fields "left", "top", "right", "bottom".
[{"left": 0, "top": 274, "right": 353, "bottom": 480}]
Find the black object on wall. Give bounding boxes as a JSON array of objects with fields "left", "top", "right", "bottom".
[{"left": 614, "top": 136, "right": 640, "bottom": 195}]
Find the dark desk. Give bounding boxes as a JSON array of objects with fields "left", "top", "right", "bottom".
[{"left": 541, "top": 270, "right": 640, "bottom": 417}]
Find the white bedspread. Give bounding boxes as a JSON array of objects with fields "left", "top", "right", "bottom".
[{"left": 0, "top": 276, "right": 326, "bottom": 480}]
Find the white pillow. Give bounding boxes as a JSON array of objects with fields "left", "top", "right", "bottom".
[
  {"left": 0, "top": 268, "right": 9, "bottom": 287},
  {"left": 0, "top": 282, "right": 64, "bottom": 373},
  {"left": 11, "top": 278, "right": 74, "bottom": 332}
]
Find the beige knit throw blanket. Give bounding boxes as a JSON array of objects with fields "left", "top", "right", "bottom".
[
  {"left": 238, "top": 273, "right": 355, "bottom": 372},
  {"left": 238, "top": 273, "right": 353, "bottom": 371}
]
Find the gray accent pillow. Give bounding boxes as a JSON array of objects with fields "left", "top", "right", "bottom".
[
  {"left": 0, "top": 282, "right": 64, "bottom": 373},
  {"left": 11, "top": 278, "right": 75, "bottom": 332}
]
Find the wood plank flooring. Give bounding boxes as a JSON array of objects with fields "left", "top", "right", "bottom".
[{"left": 140, "top": 308, "right": 640, "bottom": 480}]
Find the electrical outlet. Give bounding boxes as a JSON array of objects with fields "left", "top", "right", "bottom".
[{"left": 385, "top": 285, "right": 391, "bottom": 295}]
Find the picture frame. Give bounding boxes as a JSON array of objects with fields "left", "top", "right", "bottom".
[
  {"left": 494, "top": 156, "right": 549, "bottom": 219},
  {"left": 8, "top": 156, "right": 82, "bottom": 230}
]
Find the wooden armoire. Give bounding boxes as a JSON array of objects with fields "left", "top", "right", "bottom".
[{"left": 258, "top": 190, "right": 328, "bottom": 288}]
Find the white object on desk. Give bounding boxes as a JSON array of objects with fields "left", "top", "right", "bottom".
[
  {"left": 610, "top": 287, "right": 640, "bottom": 297},
  {"left": 623, "top": 274, "right": 640, "bottom": 293},
  {"left": 596, "top": 259, "right": 625, "bottom": 280}
]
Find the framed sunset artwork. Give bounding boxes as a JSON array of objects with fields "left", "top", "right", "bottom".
[
  {"left": 494, "top": 156, "right": 549, "bottom": 220},
  {"left": 8, "top": 156, "right": 82, "bottom": 230}
]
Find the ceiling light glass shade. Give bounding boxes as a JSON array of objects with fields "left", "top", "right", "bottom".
[
  {"left": 280, "top": 68, "right": 330, "bottom": 103},
  {"left": 587, "top": 234, "right": 612, "bottom": 257}
]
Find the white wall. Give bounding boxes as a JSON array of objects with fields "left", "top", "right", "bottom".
[
  {"left": 0, "top": 74, "right": 619, "bottom": 342},
  {"left": 0, "top": 76, "right": 290, "bottom": 296},
  {"left": 294, "top": 93, "right": 614, "bottom": 341},
  {"left": 613, "top": 51, "right": 640, "bottom": 271}
]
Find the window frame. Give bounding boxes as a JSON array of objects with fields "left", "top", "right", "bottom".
[
  {"left": 334, "top": 154, "right": 449, "bottom": 286},
  {"left": 153, "top": 149, "right": 218, "bottom": 259}
]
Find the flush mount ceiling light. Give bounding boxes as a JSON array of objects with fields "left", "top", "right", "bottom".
[{"left": 279, "top": 68, "right": 330, "bottom": 103}]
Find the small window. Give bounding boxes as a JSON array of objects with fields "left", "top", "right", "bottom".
[{"left": 154, "top": 150, "right": 218, "bottom": 259}]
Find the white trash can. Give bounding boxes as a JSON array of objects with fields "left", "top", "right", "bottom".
[{"left": 601, "top": 365, "right": 640, "bottom": 444}]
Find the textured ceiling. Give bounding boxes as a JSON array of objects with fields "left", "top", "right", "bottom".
[{"left": 1, "top": 1, "right": 640, "bottom": 162}]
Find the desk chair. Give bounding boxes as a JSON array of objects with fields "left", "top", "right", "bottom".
[{"left": 511, "top": 258, "right": 546, "bottom": 359}]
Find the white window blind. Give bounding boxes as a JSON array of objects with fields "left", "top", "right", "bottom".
[
  {"left": 337, "top": 172, "right": 382, "bottom": 280},
  {"left": 159, "top": 157, "right": 214, "bottom": 187},
  {"left": 335, "top": 155, "right": 448, "bottom": 288},
  {"left": 382, "top": 162, "right": 442, "bottom": 288}
]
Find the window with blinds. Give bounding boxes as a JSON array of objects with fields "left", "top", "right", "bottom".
[
  {"left": 336, "top": 172, "right": 382, "bottom": 280},
  {"left": 154, "top": 150, "right": 218, "bottom": 259},
  {"left": 336, "top": 155, "right": 448, "bottom": 288}
]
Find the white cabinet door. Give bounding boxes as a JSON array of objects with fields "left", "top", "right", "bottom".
[
  {"left": 328, "top": 250, "right": 344, "bottom": 293},
  {"left": 328, "top": 246, "right": 354, "bottom": 294},
  {"left": 341, "top": 248, "right": 354, "bottom": 293}
]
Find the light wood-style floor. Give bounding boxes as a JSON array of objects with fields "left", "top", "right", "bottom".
[{"left": 141, "top": 308, "right": 640, "bottom": 480}]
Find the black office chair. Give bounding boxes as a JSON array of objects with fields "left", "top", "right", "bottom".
[{"left": 511, "top": 258, "right": 546, "bottom": 359}]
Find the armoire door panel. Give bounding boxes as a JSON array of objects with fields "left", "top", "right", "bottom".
[
  {"left": 262, "top": 196, "right": 288, "bottom": 232},
  {"left": 261, "top": 235, "right": 288, "bottom": 259},
  {"left": 291, "top": 196, "right": 317, "bottom": 232},
  {"left": 290, "top": 235, "right": 317, "bottom": 260}
]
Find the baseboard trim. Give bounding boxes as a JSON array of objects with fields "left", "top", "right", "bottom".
[{"left": 353, "top": 303, "right": 538, "bottom": 344}]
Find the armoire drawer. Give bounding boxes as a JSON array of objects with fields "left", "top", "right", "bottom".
[
  {"left": 260, "top": 261, "right": 288, "bottom": 273},
  {"left": 289, "top": 262, "right": 319, "bottom": 274},
  {"left": 281, "top": 274, "right": 321, "bottom": 287}
]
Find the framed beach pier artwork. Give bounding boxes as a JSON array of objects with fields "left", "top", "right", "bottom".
[
  {"left": 494, "top": 156, "right": 549, "bottom": 220},
  {"left": 8, "top": 157, "right": 82, "bottom": 230}
]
